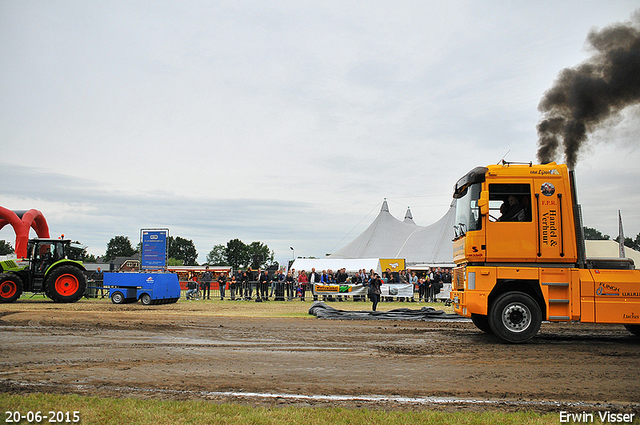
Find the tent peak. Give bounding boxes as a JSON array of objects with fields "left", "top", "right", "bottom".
[
  {"left": 381, "top": 199, "right": 389, "bottom": 212},
  {"left": 403, "top": 207, "right": 416, "bottom": 225}
]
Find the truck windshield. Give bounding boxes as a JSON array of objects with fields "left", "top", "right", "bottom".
[{"left": 454, "top": 183, "right": 482, "bottom": 238}]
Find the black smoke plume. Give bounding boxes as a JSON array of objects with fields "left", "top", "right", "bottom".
[{"left": 537, "top": 12, "right": 640, "bottom": 169}]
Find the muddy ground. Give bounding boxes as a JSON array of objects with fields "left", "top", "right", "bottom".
[{"left": 1, "top": 300, "right": 639, "bottom": 413}]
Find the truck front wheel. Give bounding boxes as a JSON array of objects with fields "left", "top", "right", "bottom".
[
  {"left": 471, "top": 313, "right": 493, "bottom": 334},
  {"left": 46, "top": 265, "right": 86, "bottom": 303},
  {"left": 488, "top": 292, "right": 541, "bottom": 343},
  {"left": 0, "top": 273, "right": 23, "bottom": 303}
]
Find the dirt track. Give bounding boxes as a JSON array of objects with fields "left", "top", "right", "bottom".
[{"left": 1, "top": 300, "right": 639, "bottom": 413}]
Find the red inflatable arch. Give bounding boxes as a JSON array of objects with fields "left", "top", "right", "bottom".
[{"left": 0, "top": 206, "right": 50, "bottom": 258}]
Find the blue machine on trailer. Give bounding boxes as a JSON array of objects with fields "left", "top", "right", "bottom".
[{"left": 105, "top": 272, "right": 181, "bottom": 305}]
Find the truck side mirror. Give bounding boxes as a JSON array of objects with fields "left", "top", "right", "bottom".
[{"left": 478, "top": 191, "right": 489, "bottom": 215}]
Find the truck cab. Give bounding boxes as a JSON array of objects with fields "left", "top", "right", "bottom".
[{"left": 450, "top": 162, "right": 640, "bottom": 342}]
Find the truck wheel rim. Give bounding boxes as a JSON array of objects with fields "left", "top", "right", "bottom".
[
  {"left": 55, "top": 274, "right": 79, "bottom": 296},
  {"left": 0, "top": 281, "right": 17, "bottom": 298},
  {"left": 502, "top": 303, "right": 531, "bottom": 332}
]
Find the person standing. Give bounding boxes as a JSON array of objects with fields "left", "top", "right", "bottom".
[
  {"left": 433, "top": 268, "right": 444, "bottom": 302},
  {"left": 427, "top": 269, "right": 435, "bottom": 302},
  {"left": 367, "top": 273, "right": 383, "bottom": 311},
  {"left": 229, "top": 273, "right": 238, "bottom": 300},
  {"left": 409, "top": 270, "right": 418, "bottom": 303},
  {"left": 90, "top": 266, "right": 105, "bottom": 298},
  {"left": 258, "top": 269, "right": 270, "bottom": 300},
  {"left": 285, "top": 270, "right": 296, "bottom": 301},
  {"left": 297, "top": 270, "right": 308, "bottom": 301},
  {"left": 336, "top": 268, "right": 347, "bottom": 302},
  {"left": 201, "top": 266, "right": 213, "bottom": 300},
  {"left": 218, "top": 273, "right": 227, "bottom": 300},
  {"left": 308, "top": 268, "right": 319, "bottom": 301},
  {"left": 271, "top": 270, "right": 282, "bottom": 298},
  {"left": 242, "top": 269, "right": 252, "bottom": 300}
]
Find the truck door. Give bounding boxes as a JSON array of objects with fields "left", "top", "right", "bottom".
[{"left": 485, "top": 182, "right": 537, "bottom": 262}]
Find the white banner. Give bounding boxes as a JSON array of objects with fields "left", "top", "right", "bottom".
[{"left": 313, "top": 284, "right": 413, "bottom": 298}]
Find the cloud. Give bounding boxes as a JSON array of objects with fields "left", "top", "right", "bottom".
[{"left": 0, "top": 163, "right": 344, "bottom": 262}]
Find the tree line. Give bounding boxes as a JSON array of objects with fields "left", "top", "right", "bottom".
[
  {"left": 584, "top": 227, "right": 640, "bottom": 251},
  {"left": 83, "top": 235, "right": 275, "bottom": 269}
]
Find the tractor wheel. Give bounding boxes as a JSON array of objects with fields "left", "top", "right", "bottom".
[
  {"left": 140, "top": 293, "right": 152, "bottom": 305},
  {"left": 488, "top": 291, "right": 542, "bottom": 343},
  {"left": 45, "top": 265, "right": 86, "bottom": 303},
  {"left": 624, "top": 324, "right": 640, "bottom": 337},
  {"left": 111, "top": 291, "right": 125, "bottom": 304},
  {"left": 0, "top": 273, "right": 23, "bottom": 303},
  {"left": 471, "top": 313, "right": 493, "bottom": 334}
]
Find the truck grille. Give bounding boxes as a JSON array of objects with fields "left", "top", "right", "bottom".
[{"left": 453, "top": 267, "right": 465, "bottom": 291}]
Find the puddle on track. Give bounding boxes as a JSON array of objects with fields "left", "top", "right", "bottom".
[{"left": 7, "top": 380, "right": 636, "bottom": 411}]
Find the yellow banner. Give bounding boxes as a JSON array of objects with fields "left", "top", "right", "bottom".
[
  {"left": 380, "top": 259, "right": 405, "bottom": 272},
  {"left": 314, "top": 285, "right": 353, "bottom": 293}
]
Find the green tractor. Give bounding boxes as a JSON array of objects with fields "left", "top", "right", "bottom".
[{"left": 0, "top": 238, "right": 87, "bottom": 303}]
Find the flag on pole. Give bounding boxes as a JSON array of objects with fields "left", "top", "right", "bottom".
[{"left": 619, "top": 210, "right": 626, "bottom": 259}]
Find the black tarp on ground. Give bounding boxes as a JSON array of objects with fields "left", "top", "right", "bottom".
[{"left": 308, "top": 301, "right": 467, "bottom": 321}]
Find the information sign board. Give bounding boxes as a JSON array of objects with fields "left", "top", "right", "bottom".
[{"left": 141, "top": 229, "right": 168, "bottom": 270}]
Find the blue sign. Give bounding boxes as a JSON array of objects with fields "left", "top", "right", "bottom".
[{"left": 141, "top": 229, "right": 168, "bottom": 270}]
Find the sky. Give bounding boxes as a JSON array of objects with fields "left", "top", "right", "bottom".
[{"left": 1, "top": 1, "right": 639, "bottom": 266}]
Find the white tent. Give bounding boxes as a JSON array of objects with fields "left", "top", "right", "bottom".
[
  {"left": 290, "top": 258, "right": 382, "bottom": 274},
  {"left": 585, "top": 240, "right": 640, "bottom": 265},
  {"left": 328, "top": 200, "right": 455, "bottom": 266}
]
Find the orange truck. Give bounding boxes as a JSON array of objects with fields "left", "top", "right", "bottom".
[{"left": 450, "top": 161, "right": 640, "bottom": 343}]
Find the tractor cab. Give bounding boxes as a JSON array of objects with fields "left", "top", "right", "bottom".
[{"left": 27, "top": 239, "right": 84, "bottom": 278}]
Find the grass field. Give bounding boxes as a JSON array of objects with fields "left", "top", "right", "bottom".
[
  {"left": 4, "top": 294, "right": 455, "bottom": 317},
  {"left": 0, "top": 393, "right": 569, "bottom": 425}
]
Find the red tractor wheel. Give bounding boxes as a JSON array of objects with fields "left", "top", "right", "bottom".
[
  {"left": 0, "top": 273, "right": 23, "bottom": 303},
  {"left": 46, "top": 265, "right": 86, "bottom": 303}
]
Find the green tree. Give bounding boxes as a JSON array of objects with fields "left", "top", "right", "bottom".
[
  {"left": 206, "top": 244, "right": 228, "bottom": 266},
  {"left": 583, "top": 227, "right": 610, "bottom": 240},
  {"left": 167, "top": 258, "right": 184, "bottom": 266},
  {"left": 614, "top": 234, "right": 640, "bottom": 251},
  {"left": 104, "top": 236, "right": 137, "bottom": 261},
  {"left": 205, "top": 239, "right": 275, "bottom": 269},
  {"left": 226, "top": 238, "right": 248, "bottom": 269},
  {"left": 247, "top": 241, "right": 275, "bottom": 269},
  {"left": 168, "top": 236, "right": 198, "bottom": 266},
  {"left": 0, "top": 240, "right": 14, "bottom": 255}
]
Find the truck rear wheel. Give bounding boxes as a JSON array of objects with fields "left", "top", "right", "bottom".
[
  {"left": 46, "top": 265, "right": 86, "bottom": 303},
  {"left": 0, "top": 273, "right": 23, "bottom": 303},
  {"left": 488, "top": 292, "right": 541, "bottom": 343},
  {"left": 471, "top": 313, "right": 493, "bottom": 334},
  {"left": 625, "top": 324, "right": 640, "bottom": 336}
]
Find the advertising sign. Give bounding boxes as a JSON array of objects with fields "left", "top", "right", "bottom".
[
  {"left": 313, "top": 283, "right": 413, "bottom": 298},
  {"left": 141, "top": 229, "right": 168, "bottom": 270},
  {"left": 379, "top": 258, "right": 405, "bottom": 272}
]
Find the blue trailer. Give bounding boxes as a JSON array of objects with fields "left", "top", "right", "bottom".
[{"left": 105, "top": 272, "right": 181, "bottom": 305}]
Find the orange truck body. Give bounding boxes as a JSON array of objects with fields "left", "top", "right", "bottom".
[{"left": 450, "top": 162, "right": 640, "bottom": 342}]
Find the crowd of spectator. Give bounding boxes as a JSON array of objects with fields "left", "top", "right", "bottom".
[{"left": 182, "top": 266, "right": 452, "bottom": 303}]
